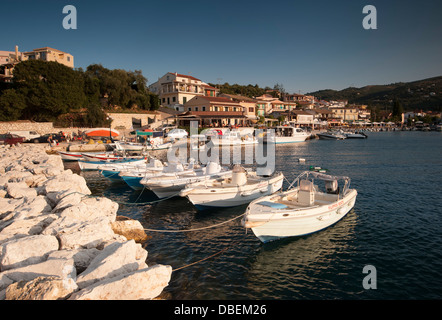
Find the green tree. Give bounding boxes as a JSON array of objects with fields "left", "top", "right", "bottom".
[
  {"left": 0, "top": 89, "right": 26, "bottom": 121},
  {"left": 13, "top": 60, "right": 86, "bottom": 121},
  {"left": 391, "top": 99, "right": 404, "bottom": 121}
]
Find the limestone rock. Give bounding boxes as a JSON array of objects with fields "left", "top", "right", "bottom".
[
  {"left": 69, "top": 265, "right": 172, "bottom": 300},
  {"left": 56, "top": 216, "right": 115, "bottom": 249},
  {"left": 1, "top": 258, "right": 76, "bottom": 287},
  {"left": 5, "top": 276, "right": 78, "bottom": 300},
  {"left": 0, "top": 214, "right": 58, "bottom": 245},
  {"left": 6, "top": 182, "right": 37, "bottom": 199},
  {"left": 58, "top": 197, "right": 118, "bottom": 222},
  {"left": 47, "top": 248, "right": 100, "bottom": 274},
  {"left": 111, "top": 216, "right": 150, "bottom": 243},
  {"left": 0, "top": 235, "right": 59, "bottom": 271},
  {"left": 76, "top": 240, "right": 146, "bottom": 289}
]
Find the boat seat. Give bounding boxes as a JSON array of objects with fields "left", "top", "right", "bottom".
[{"left": 298, "top": 189, "right": 315, "bottom": 206}]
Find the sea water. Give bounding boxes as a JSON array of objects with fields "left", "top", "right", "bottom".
[{"left": 66, "top": 131, "right": 442, "bottom": 299}]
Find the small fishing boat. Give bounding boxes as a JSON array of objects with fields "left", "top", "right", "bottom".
[
  {"left": 242, "top": 171, "right": 357, "bottom": 243},
  {"left": 98, "top": 158, "right": 161, "bottom": 182},
  {"left": 317, "top": 130, "right": 346, "bottom": 140},
  {"left": 343, "top": 131, "right": 368, "bottom": 139},
  {"left": 141, "top": 162, "right": 232, "bottom": 198},
  {"left": 180, "top": 165, "right": 284, "bottom": 209},
  {"left": 262, "top": 126, "right": 310, "bottom": 144},
  {"left": 58, "top": 151, "right": 85, "bottom": 161},
  {"left": 81, "top": 152, "right": 128, "bottom": 161},
  {"left": 115, "top": 141, "right": 146, "bottom": 151},
  {"left": 78, "top": 157, "right": 146, "bottom": 171},
  {"left": 120, "top": 159, "right": 198, "bottom": 190},
  {"left": 210, "top": 129, "right": 257, "bottom": 146}
]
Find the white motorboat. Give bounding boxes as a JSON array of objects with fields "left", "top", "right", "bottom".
[
  {"left": 120, "top": 159, "right": 197, "bottom": 190},
  {"left": 242, "top": 171, "right": 357, "bottom": 243},
  {"left": 317, "top": 130, "right": 346, "bottom": 140},
  {"left": 210, "top": 129, "right": 257, "bottom": 146},
  {"left": 115, "top": 141, "right": 146, "bottom": 151},
  {"left": 141, "top": 162, "right": 232, "bottom": 198},
  {"left": 78, "top": 157, "right": 146, "bottom": 171},
  {"left": 98, "top": 158, "right": 163, "bottom": 182},
  {"left": 58, "top": 151, "right": 86, "bottom": 161},
  {"left": 180, "top": 165, "right": 284, "bottom": 209},
  {"left": 262, "top": 126, "right": 310, "bottom": 144},
  {"left": 343, "top": 131, "right": 368, "bottom": 139}
]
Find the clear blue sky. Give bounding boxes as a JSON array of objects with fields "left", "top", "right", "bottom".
[{"left": 1, "top": 0, "right": 441, "bottom": 93}]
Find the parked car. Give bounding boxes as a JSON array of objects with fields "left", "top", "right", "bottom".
[
  {"left": 8, "top": 130, "right": 40, "bottom": 142},
  {"left": 166, "top": 128, "right": 188, "bottom": 140},
  {"left": 0, "top": 134, "right": 26, "bottom": 145},
  {"left": 32, "top": 133, "right": 66, "bottom": 143}
]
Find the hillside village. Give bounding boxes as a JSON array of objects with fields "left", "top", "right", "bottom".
[{"left": 1, "top": 46, "right": 441, "bottom": 132}]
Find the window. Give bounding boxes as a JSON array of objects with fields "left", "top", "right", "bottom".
[
  {"left": 162, "top": 98, "right": 166, "bottom": 103},
  {"left": 195, "top": 107, "right": 198, "bottom": 111},
  {"left": 224, "top": 107, "right": 228, "bottom": 112},
  {"left": 172, "top": 97, "right": 176, "bottom": 102},
  {"left": 214, "top": 106, "right": 219, "bottom": 111},
  {"left": 202, "top": 106, "right": 206, "bottom": 111},
  {"left": 188, "top": 107, "right": 191, "bottom": 111},
  {"left": 183, "top": 97, "right": 187, "bottom": 104},
  {"left": 67, "top": 56, "right": 71, "bottom": 62}
]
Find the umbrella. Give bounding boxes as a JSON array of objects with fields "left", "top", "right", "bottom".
[{"left": 85, "top": 128, "right": 119, "bottom": 137}]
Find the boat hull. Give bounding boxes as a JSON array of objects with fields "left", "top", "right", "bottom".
[
  {"left": 120, "top": 175, "right": 144, "bottom": 190},
  {"left": 245, "top": 189, "right": 357, "bottom": 243},
  {"left": 317, "top": 133, "right": 345, "bottom": 140},
  {"left": 58, "top": 151, "right": 84, "bottom": 161},
  {"left": 78, "top": 158, "right": 145, "bottom": 171},
  {"left": 145, "top": 171, "right": 232, "bottom": 199},
  {"left": 185, "top": 174, "right": 284, "bottom": 209}
]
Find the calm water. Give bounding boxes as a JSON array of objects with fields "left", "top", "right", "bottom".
[{"left": 65, "top": 131, "right": 442, "bottom": 300}]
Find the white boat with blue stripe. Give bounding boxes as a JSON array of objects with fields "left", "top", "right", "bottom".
[{"left": 242, "top": 171, "right": 357, "bottom": 243}]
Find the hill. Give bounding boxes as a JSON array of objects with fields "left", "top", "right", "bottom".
[{"left": 308, "top": 76, "right": 442, "bottom": 111}]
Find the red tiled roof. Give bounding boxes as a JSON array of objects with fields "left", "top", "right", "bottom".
[
  {"left": 179, "top": 111, "right": 246, "bottom": 118},
  {"left": 169, "top": 72, "right": 201, "bottom": 81}
]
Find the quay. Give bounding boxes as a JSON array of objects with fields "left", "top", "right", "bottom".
[{"left": 0, "top": 143, "right": 171, "bottom": 300}]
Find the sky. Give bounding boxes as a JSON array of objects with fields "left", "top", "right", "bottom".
[{"left": 1, "top": 0, "right": 441, "bottom": 93}]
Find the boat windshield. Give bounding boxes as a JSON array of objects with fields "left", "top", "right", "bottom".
[{"left": 288, "top": 171, "right": 351, "bottom": 198}]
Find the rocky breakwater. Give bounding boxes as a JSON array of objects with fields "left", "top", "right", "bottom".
[{"left": 0, "top": 144, "right": 172, "bottom": 300}]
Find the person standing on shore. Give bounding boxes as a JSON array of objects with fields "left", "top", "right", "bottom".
[{"left": 47, "top": 134, "right": 53, "bottom": 147}]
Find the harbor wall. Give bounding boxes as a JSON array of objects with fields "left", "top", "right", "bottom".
[{"left": 0, "top": 144, "right": 171, "bottom": 300}]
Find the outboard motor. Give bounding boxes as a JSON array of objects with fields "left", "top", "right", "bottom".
[
  {"left": 231, "top": 165, "right": 247, "bottom": 186},
  {"left": 325, "top": 180, "right": 339, "bottom": 194}
]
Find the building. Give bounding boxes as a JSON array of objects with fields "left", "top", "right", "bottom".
[
  {"left": 148, "top": 72, "right": 219, "bottom": 110},
  {"left": 22, "top": 47, "right": 74, "bottom": 68},
  {"left": 178, "top": 96, "right": 248, "bottom": 127},
  {"left": 219, "top": 93, "right": 257, "bottom": 122},
  {"left": 329, "top": 106, "right": 360, "bottom": 122},
  {"left": 255, "top": 94, "right": 279, "bottom": 115},
  {"left": 1, "top": 46, "right": 74, "bottom": 82}
]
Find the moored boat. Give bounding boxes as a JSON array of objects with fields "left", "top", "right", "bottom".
[
  {"left": 317, "top": 130, "right": 346, "bottom": 140},
  {"left": 78, "top": 157, "right": 146, "bottom": 171},
  {"left": 242, "top": 171, "right": 357, "bottom": 243},
  {"left": 262, "top": 126, "right": 310, "bottom": 144},
  {"left": 141, "top": 161, "right": 232, "bottom": 198},
  {"left": 180, "top": 165, "right": 284, "bottom": 209},
  {"left": 210, "top": 129, "right": 257, "bottom": 146}
]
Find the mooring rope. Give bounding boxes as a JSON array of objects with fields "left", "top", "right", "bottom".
[
  {"left": 143, "top": 212, "right": 246, "bottom": 233},
  {"left": 172, "top": 239, "right": 243, "bottom": 272}
]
